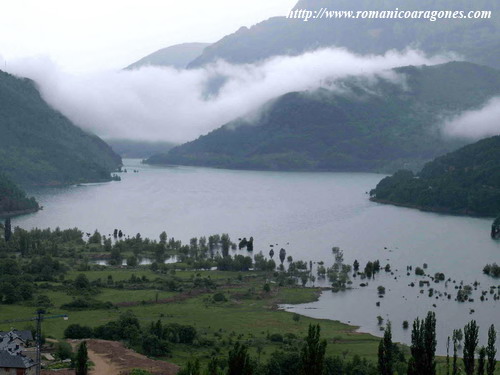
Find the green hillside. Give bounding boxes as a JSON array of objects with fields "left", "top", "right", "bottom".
[
  {"left": 189, "top": 0, "right": 500, "bottom": 69},
  {"left": 0, "top": 70, "right": 122, "bottom": 186},
  {"left": 146, "top": 62, "right": 500, "bottom": 172},
  {"left": 0, "top": 173, "right": 39, "bottom": 216},
  {"left": 370, "top": 135, "right": 500, "bottom": 216}
]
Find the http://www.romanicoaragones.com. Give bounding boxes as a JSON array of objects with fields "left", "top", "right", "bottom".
[{"left": 287, "top": 8, "right": 493, "bottom": 22}]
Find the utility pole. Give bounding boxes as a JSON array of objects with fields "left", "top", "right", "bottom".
[{"left": 1, "top": 310, "right": 68, "bottom": 375}]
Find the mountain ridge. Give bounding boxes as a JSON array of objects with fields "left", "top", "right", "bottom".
[
  {"left": 0, "top": 69, "right": 122, "bottom": 186},
  {"left": 146, "top": 61, "right": 500, "bottom": 173},
  {"left": 188, "top": 0, "right": 500, "bottom": 69}
]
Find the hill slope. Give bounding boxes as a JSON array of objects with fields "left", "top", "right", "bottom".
[
  {"left": 146, "top": 62, "right": 500, "bottom": 172},
  {"left": 0, "top": 173, "right": 39, "bottom": 216},
  {"left": 370, "top": 135, "right": 500, "bottom": 216},
  {"left": 126, "top": 43, "right": 210, "bottom": 70},
  {"left": 0, "top": 70, "right": 122, "bottom": 186},
  {"left": 188, "top": 0, "right": 500, "bottom": 69}
]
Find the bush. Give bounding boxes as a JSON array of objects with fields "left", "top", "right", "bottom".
[
  {"left": 55, "top": 341, "right": 73, "bottom": 360},
  {"left": 61, "top": 298, "right": 113, "bottom": 311},
  {"left": 64, "top": 324, "right": 94, "bottom": 339},
  {"left": 212, "top": 293, "right": 227, "bottom": 302},
  {"left": 269, "top": 333, "right": 283, "bottom": 342}
]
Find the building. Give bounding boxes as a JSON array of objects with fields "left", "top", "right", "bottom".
[
  {"left": 0, "top": 350, "right": 36, "bottom": 375},
  {"left": 0, "top": 331, "right": 36, "bottom": 375}
]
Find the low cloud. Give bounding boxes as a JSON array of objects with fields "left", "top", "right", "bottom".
[
  {"left": 442, "top": 97, "right": 500, "bottom": 140},
  {"left": 4, "top": 48, "right": 450, "bottom": 143}
]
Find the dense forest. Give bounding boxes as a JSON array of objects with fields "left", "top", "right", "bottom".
[
  {"left": 0, "top": 173, "right": 39, "bottom": 215},
  {"left": 0, "top": 70, "right": 122, "bottom": 186},
  {"left": 146, "top": 62, "right": 500, "bottom": 172},
  {"left": 189, "top": 0, "right": 500, "bottom": 69},
  {"left": 370, "top": 135, "right": 500, "bottom": 216}
]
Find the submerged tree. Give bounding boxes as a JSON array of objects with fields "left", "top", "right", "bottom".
[{"left": 279, "top": 248, "right": 286, "bottom": 265}]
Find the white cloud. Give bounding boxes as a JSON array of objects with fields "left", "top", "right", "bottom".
[
  {"left": 5, "top": 48, "right": 450, "bottom": 143},
  {"left": 442, "top": 97, "right": 500, "bottom": 140}
]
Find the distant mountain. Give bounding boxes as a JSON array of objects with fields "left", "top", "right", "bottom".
[
  {"left": 370, "top": 135, "right": 500, "bottom": 217},
  {"left": 0, "top": 173, "right": 39, "bottom": 216},
  {"left": 146, "top": 62, "right": 500, "bottom": 172},
  {"left": 126, "top": 43, "right": 210, "bottom": 70},
  {"left": 188, "top": 0, "right": 500, "bottom": 69},
  {"left": 0, "top": 70, "right": 122, "bottom": 186},
  {"left": 106, "top": 139, "right": 176, "bottom": 159}
]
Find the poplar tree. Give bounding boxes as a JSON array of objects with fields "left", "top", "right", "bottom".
[
  {"left": 378, "top": 322, "right": 394, "bottom": 375},
  {"left": 463, "top": 320, "right": 479, "bottom": 375},
  {"left": 75, "top": 341, "right": 88, "bottom": 375},
  {"left": 300, "top": 324, "right": 327, "bottom": 375},
  {"left": 486, "top": 324, "right": 497, "bottom": 375}
]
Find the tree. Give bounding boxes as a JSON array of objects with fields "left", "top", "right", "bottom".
[
  {"left": 4, "top": 218, "right": 11, "bottom": 242},
  {"left": 486, "top": 324, "right": 497, "bottom": 375},
  {"left": 378, "top": 321, "right": 393, "bottom": 375},
  {"left": 300, "top": 324, "right": 326, "bottom": 375},
  {"left": 269, "top": 249, "right": 274, "bottom": 259},
  {"left": 463, "top": 320, "right": 479, "bottom": 375},
  {"left": 279, "top": 248, "right": 286, "bottom": 265},
  {"left": 353, "top": 259, "right": 359, "bottom": 272},
  {"left": 74, "top": 274, "right": 91, "bottom": 291},
  {"left": 159, "top": 231, "right": 167, "bottom": 244},
  {"left": 55, "top": 341, "right": 73, "bottom": 360},
  {"left": 452, "top": 333, "right": 458, "bottom": 375},
  {"left": 227, "top": 342, "right": 253, "bottom": 375},
  {"left": 407, "top": 312, "right": 436, "bottom": 375},
  {"left": 206, "top": 356, "right": 220, "bottom": 375},
  {"left": 478, "top": 347, "right": 486, "bottom": 375},
  {"left": 75, "top": 341, "right": 89, "bottom": 375},
  {"left": 178, "top": 360, "right": 201, "bottom": 375}
]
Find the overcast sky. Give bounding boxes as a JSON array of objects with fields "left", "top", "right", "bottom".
[{"left": 0, "top": 0, "right": 296, "bottom": 73}]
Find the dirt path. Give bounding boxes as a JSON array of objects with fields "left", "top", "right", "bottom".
[{"left": 87, "top": 347, "right": 121, "bottom": 375}]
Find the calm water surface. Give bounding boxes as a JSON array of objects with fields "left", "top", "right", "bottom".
[{"left": 14, "top": 159, "right": 500, "bottom": 353}]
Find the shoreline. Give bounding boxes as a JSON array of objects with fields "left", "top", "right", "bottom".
[
  {"left": 0, "top": 207, "right": 40, "bottom": 218},
  {"left": 370, "top": 198, "right": 497, "bottom": 219}
]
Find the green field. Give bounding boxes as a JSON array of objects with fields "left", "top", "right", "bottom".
[{"left": 0, "top": 268, "right": 381, "bottom": 367}]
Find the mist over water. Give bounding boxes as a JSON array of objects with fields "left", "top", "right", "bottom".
[
  {"left": 13, "top": 160, "right": 500, "bottom": 353},
  {"left": 4, "top": 48, "right": 450, "bottom": 143}
]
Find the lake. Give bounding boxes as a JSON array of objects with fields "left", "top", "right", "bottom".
[{"left": 14, "top": 159, "right": 500, "bottom": 354}]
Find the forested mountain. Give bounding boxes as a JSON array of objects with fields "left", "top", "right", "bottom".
[
  {"left": 0, "top": 70, "right": 122, "bottom": 186},
  {"left": 370, "top": 135, "right": 500, "bottom": 216},
  {"left": 0, "top": 173, "right": 39, "bottom": 215},
  {"left": 188, "top": 0, "right": 500, "bottom": 69},
  {"left": 126, "top": 42, "right": 210, "bottom": 70},
  {"left": 146, "top": 62, "right": 500, "bottom": 172}
]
